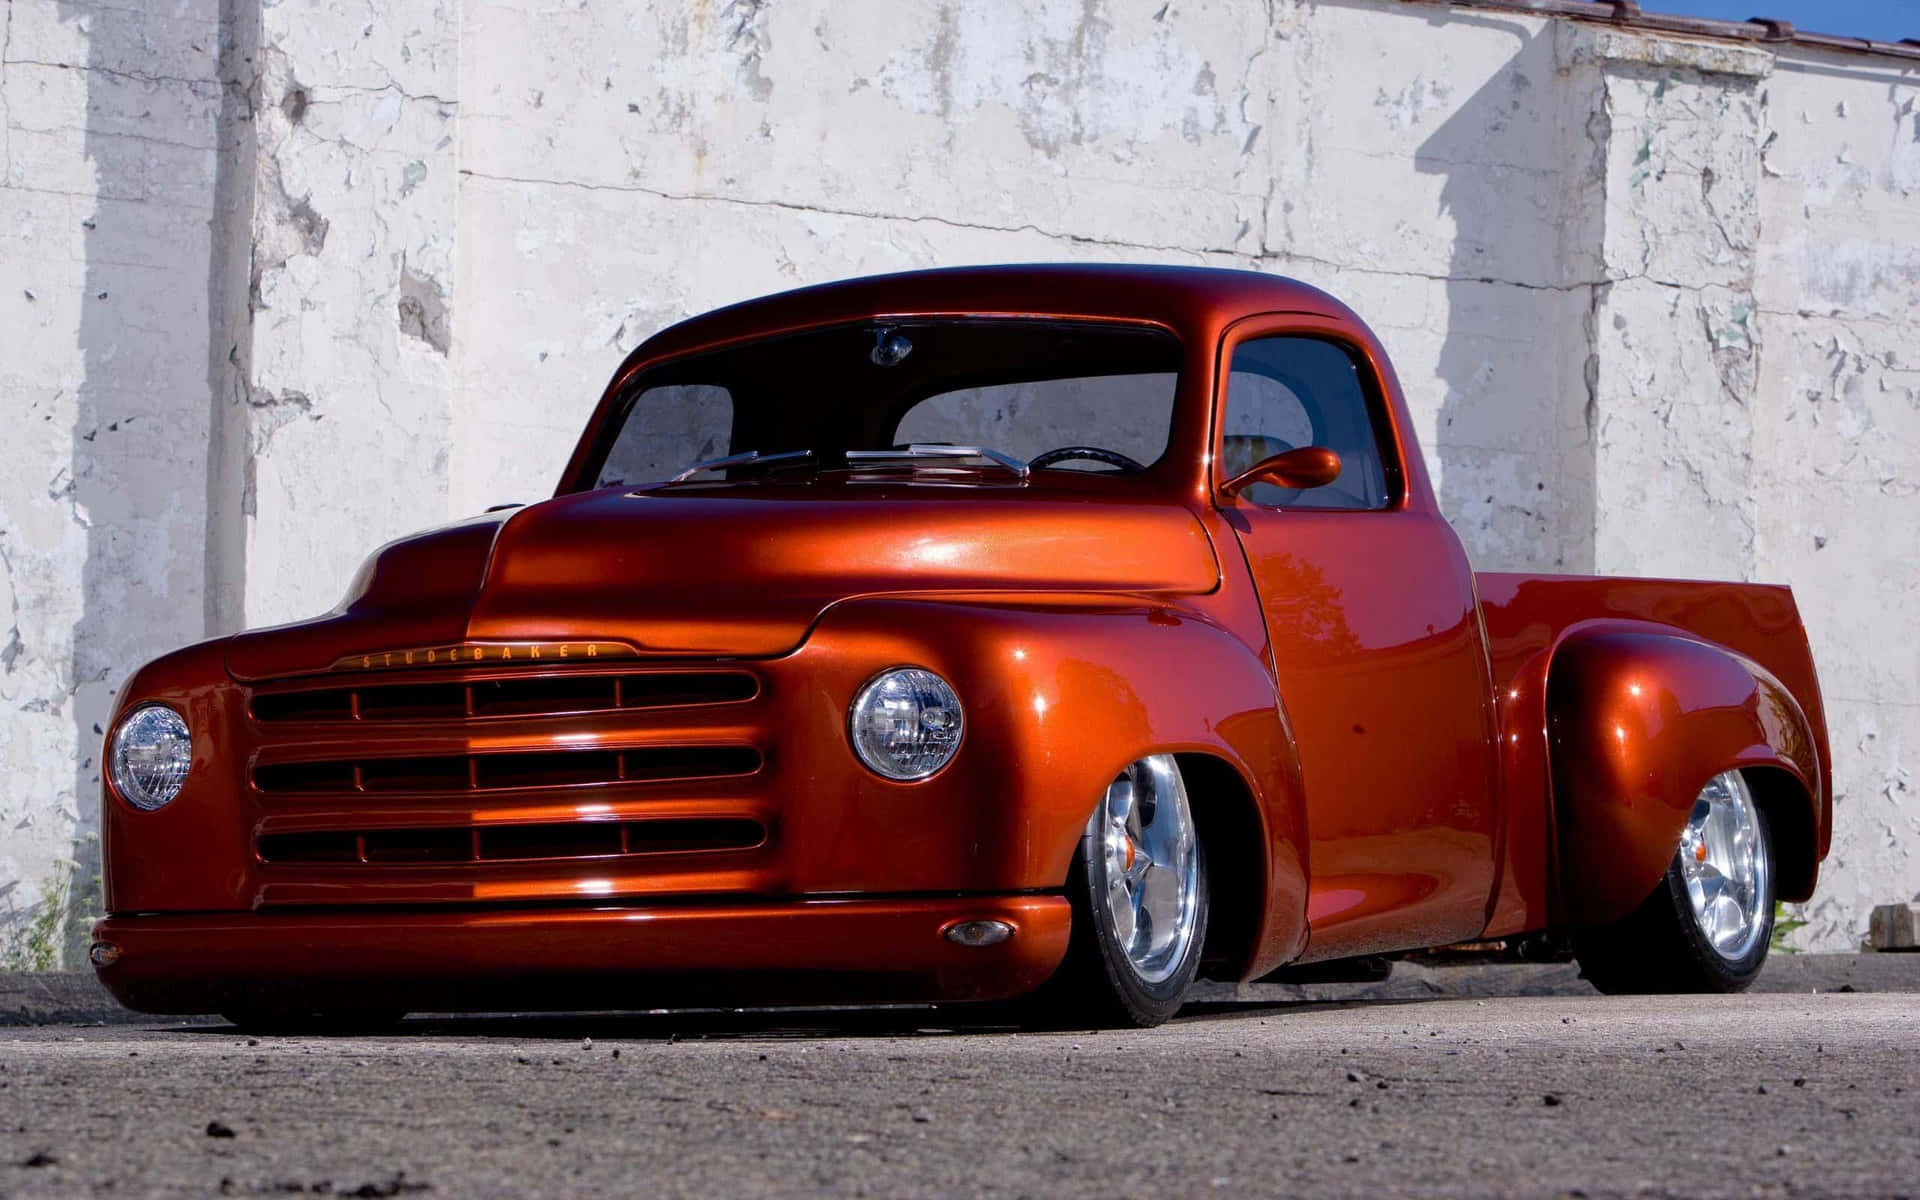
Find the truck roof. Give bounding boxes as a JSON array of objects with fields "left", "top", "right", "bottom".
[{"left": 626, "top": 264, "right": 1359, "bottom": 364}]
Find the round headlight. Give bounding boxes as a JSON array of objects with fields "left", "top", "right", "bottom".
[
  {"left": 109, "top": 704, "right": 192, "bottom": 810},
  {"left": 849, "top": 668, "right": 964, "bottom": 781}
]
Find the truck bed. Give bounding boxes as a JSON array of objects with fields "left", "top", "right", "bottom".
[{"left": 1474, "top": 572, "right": 1832, "bottom": 936}]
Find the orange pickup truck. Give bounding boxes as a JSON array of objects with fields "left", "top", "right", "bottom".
[{"left": 91, "top": 265, "right": 1830, "bottom": 1029}]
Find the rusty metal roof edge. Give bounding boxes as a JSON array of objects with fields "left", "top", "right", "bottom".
[{"left": 1395, "top": 0, "right": 1920, "bottom": 64}]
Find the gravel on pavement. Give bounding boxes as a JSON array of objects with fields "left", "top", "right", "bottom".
[{"left": 2, "top": 983, "right": 1916, "bottom": 1198}]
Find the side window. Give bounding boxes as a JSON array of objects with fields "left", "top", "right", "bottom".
[
  {"left": 1222, "top": 336, "right": 1394, "bottom": 510},
  {"left": 596, "top": 384, "right": 733, "bottom": 487}
]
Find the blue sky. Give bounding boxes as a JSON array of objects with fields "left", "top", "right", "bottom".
[{"left": 1648, "top": 0, "right": 1916, "bottom": 42}]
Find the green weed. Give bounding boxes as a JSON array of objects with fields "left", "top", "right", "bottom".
[
  {"left": 1771, "top": 901, "right": 1808, "bottom": 955},
  {"left": 3, "top": 874, "right": 69, "bottom": 971}
]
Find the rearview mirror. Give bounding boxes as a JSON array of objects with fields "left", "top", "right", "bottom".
[{"left": 1221, "top": 446, "right": 1342, "bottom": 496}]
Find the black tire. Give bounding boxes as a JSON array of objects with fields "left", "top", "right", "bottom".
[
  {"left": 1028, "top": 759, "right": 1210, "bottom": 1028},
  {"left": 221, "top": 1007, "right": 407, "bottom": 1035},
  {"left": 1574, "top": 801, "right": 1774, "bottom": 995}
]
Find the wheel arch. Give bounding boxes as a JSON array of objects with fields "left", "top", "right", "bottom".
[
  {"left": 798, "top": 590, "right": 1310, "bottom": 971},
  {"left": 1740, "top": 764, "right": 1818, "bottom": 904},
  {"left": 1546, "top": 624, "right": 1823, "bottom": 926},
  {"left": 1171, "top": 752, "right": 1272, "bottom": 981}
]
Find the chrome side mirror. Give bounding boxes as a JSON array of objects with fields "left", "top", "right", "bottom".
[{"left": 1221, "top": 446, "right": 1342, "bottom": 496}]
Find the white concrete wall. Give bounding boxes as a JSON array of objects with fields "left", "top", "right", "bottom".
[
  {"left": 1, "top": 0, "right": 227, "bottom": 966},
  {"left": 1750, "top": 48, "right": 1920, "bottom": 950},
  {"left": 3, "top": 0, "right": 1915, "bottom": 962},
  {"left": 238, "top": 0, "right": 460, "bottom": 625}
]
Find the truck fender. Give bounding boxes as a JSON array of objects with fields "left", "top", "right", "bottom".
[
  {"left": 804, "top": 593, "right": 1311, "bottom": 976},
  {"left": 1546, "top": 626, "right": 1824, "bottom": 926}
]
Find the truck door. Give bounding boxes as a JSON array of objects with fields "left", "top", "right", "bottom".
[{"left": 1218, "top": 322, "right": 1500, "bottom": 961}]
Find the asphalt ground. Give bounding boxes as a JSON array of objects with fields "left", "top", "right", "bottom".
[{"left": 2, "top": 957, "right": 1917, "bottom": 1198}]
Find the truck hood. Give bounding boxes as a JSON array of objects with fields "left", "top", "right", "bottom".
[{"left": 225, "top": 482, "right": 1220, "bottom": 680}]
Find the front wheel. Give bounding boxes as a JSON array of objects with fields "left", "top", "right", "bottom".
[
  {"left": 1574, "top": 769, "right": 1775, "bottom": 994},
  {"left": 1037, "top": 755, "right": 1209, "bottom": 1027}
]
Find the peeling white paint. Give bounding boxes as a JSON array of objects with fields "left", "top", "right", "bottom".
[{"left": 2, "top": 0, "right": 1916, "bottom": 962}]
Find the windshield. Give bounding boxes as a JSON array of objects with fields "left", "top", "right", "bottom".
[{"left": 587, "top": 319, "right": 1182, "bottom": 489}]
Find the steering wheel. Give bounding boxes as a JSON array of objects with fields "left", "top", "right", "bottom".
[{"left": 1028, "top": 445, "right": 1147, "bottom": 473}]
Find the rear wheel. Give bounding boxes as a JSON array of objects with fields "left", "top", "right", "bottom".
[
  {"left": 1574, "top": 769, "right": 1775, "bottom": 994},
  {"left": 1034, "top": 754, "right": 1208, "bottom": 1027}
]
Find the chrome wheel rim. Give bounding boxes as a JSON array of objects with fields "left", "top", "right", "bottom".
[
  {"left": 1678, "top": 770, "right": 1771, "bottom": 962},
  {"left": 1097, "top": 755, "right": 1200, "bottom": 984}
]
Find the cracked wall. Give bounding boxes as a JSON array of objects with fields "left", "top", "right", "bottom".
[
  {"left": 1750, "top": 47, "right": 1920, "bottom": 951},
  {"left": 235, "top": 0, "right": 459, "bottom": 627},
  {"left": 2, "top": 0, "right": 1916, "bottom": 960},
  {"left": 1569, "top": 28, "right": 1771, "bottom": 584},
  {"left": 2, "top": 0, "right": 228, "bottom": 965}
]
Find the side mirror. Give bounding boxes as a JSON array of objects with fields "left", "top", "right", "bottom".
[{"left": 1221, "top": 446, "right": 1342, "bottom": 496}]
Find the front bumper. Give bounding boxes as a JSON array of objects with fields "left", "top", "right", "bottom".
[{"left": 91, "top": 894, "right": 1071, "bottom": 1015}]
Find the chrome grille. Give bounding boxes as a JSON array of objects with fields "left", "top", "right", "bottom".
[
  {"left": 241, "top": 661, "right": 773, "bottom": 903},
  {"left": 257, "top": 818, "right": 766, "bottom": 865},
  {"left": 252, "top": 746, "right": 761, "bottom": 795},
  {"left": 249, "top": 670, "right": 757, "bottom": 724}
]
